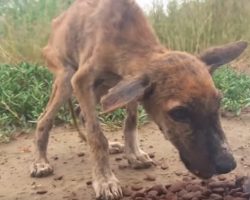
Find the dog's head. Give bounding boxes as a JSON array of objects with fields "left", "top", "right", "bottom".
[{"left": 101, "top": 41, "right": 247, "bottom": 179}]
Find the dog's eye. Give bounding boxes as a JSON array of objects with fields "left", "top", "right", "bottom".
[{"left": 168, "top": 107, "right": 190, "bottom": 123}]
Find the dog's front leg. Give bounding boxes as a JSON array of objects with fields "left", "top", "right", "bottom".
[
  {"left": 72, "top": 62, "right": 122, "bottom": 200},
  {"left": 124, "top": 102, "right": 155, "bottom": 169}
]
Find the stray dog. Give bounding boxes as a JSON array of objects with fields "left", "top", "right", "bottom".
[{"left": 30, "top": 0, "right": 248, "bottom": 199}]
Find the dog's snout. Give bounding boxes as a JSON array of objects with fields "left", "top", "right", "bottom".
[{"left": 215, "top": 153, "right": 236, "bottom": 174}]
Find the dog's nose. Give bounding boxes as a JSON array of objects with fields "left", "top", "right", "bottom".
[{"left": 215, "top": 155, "right": 236, "bottom": 174}]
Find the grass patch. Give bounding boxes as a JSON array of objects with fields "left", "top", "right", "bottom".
[
  {"left": 99, "top": 107, "right": 148, "bottom": 128},
  {"left": 1, "top": 63, "right": 250, "bottom": 141},
  {"left": 0, "top": 63, "right": 52, "bottom": 131},
  {"left": 0, "top": 63, "right": 148, "bottom": 142},
  {"left": 0, "top": 63, "right": 72, "bottom": 141},
  {"left": 213, "top": 67, "right": 250, "bottom": 115}
]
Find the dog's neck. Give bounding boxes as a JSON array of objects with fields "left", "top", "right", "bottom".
[{"left": 117, "top": 46, "right": 170, "bottom": 77}]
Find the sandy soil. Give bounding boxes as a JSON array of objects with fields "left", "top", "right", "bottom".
[{"left": 0, "top": 116, "right": 250, "bottom": 200}]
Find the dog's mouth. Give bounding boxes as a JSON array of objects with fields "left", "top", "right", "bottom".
[
  {"left": 180, "top": 153, "right": 215, "bottom": 179},
  {"left": 191, "top": 169, "right": 215, "bottom": 179}
]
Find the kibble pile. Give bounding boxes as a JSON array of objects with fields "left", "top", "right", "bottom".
[{"left": 122, "top": 176, "right": 250, "bottom": 200}]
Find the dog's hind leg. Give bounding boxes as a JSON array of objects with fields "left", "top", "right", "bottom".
[
  {"left": 124, "top": 102, "right": 155, "bottom": 169},
  {"left": 30, "top": 47, "right": 74, "bottom": 177}
]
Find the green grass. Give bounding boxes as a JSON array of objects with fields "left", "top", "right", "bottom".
[
  {"left": 99, "top": 106, "right": 148, "bottom": 128},
  {"left": 213, "top": 67, "right": 250, "bottom": 115},
  {"left": 0, "top": 63, "right": 148, "bottom": 142},
  {"left": 0, "top": 63, "right": 52, "bottom": 128},
  {"left": 0, "top": 63, "right": 51, "bottom": 141},
  {"left": 1, "top": 63, "right": 250, "bottom": 142},
  {"left": 0, "top": 63, "right": 74, "bottom": 142}
]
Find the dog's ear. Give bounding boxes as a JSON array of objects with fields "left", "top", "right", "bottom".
[
  {"left": 199, "top": 41, "right": 248, "bottom": 74},
  {"left": 101, "top": 75, "right": 152, "bottom": 113}
]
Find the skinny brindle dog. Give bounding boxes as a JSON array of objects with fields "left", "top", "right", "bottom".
[{"left": 30, "top": 0, "right": 248, "bottom": 199}]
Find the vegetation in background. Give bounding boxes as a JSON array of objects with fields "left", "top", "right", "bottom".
[
  {"left": 1, "top": 0, "right": 250, "bottom": 141},
  {"left": 0, "top": 63, "right": 50, "bottom": 142},
  {"left": 213, "top": 67, "right": 250, "bottom": 115},
  {"left": 0, "top": 0, "right": 74, "bottom": 63},
  {"left": 149, "top": 0, "right": 250, "bottom": 54},
  {"left": 0, "top": 63, "right": 148, "bottom": 142},
  {"left": 99, "top": 106, "right": 148, "bottom": 128},
  {"left": 1, "top": 62, "right": 250, "bottom": 142},
  {"left": 0, "top": 0, "right": 250, "bottom": 63},
  {"left": 0, "top": 63, "right": 51, "bottom": 129}
]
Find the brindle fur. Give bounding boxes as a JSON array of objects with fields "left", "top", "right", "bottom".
[{"left": 30, "top": 0, "right": 248, "bottom": 199}]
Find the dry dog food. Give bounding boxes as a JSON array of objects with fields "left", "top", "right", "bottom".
[{"left": 122, "top": 176, "right": 250, "bottom": 200}]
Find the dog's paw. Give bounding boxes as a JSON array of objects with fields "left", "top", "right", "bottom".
[
  {"left": 30, "top": 161, "right": 53, "bottom": 177},
  {"left": 126, "top": 150, "right": 156, "bottom": 169},
  {"left": 109, "top": 142, "right": 124, "bottom": 155},
  {"left": 93, "top": 174, "right": 123, "bottom": 200}
]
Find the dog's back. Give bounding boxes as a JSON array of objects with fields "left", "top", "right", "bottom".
[{"left": 45, "top": 0, "right": 159, "bottom": 73}]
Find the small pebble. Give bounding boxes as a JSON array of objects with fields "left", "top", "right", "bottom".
[
  {"left": 133, "top": 192, "right": 145, "bottom": 198},
  {"left": 175, "top": 171, "right": 182, "bottom": 176},
  {"left": 122, "top": 187, "right": 132, "bottom": 197},
  {"left": 147, "top": 190, "right": 158, "bottom": 198},
  {"left": 148, "top": 152, "right": 155, "bottom": 158},
  {"left": 134, "top": 197, "right": 144, "bottom": 200},
  {"left": 131, "top": 185, "right": 143, "bottom": 191},
  {"left": 53, "top": 175, "right": 63, "bottom": 181},
  {"left": 161, "top": 164, "right": 168, "bottom": 170},
  {"left": 36, "top": 190, "right": 47, "bottom": 195},
  {"left": 86, "top": 181, "right": 92, "bottom": 186},
  {"left": 212, "top": 187, "right": 225, "bottom": 194},
  {"left": 118, "top": 164, "right": 128, "bottom": 170},
  {"left": 52, "top": 156, "right": 59, "bottom": 160},
  {"left": 217, "top": 175, "right": 226, "bottom": 181},
  {"left": 115, "top": 157, "right": 122, "bottom": 161},
  {"left": 169, "top": 182, "right": 185, "bottom": 193},
  {"left": 144, "top": 174, "right": 156, "bottom": 182},
  {"left": 209, "top": 193, "right": 223, "bottom": 200},
  {"left": 77, "top": 152, "right": 85, "bottom": 157}
]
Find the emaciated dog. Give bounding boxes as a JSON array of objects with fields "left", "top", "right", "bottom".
[{"left": 30, "top": 0, "right": 248, "bottom": 199}]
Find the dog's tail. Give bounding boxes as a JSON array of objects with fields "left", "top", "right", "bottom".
[{"left": 68, "top": 99, "right": 87, "bottom": 142}]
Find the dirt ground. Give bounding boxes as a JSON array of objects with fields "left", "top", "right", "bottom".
[{"left": 0, "top": 115, "right": 250, "bottom": 200}]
